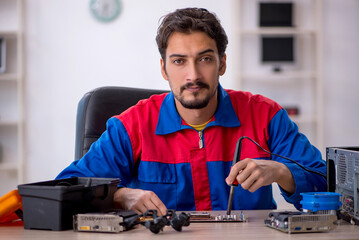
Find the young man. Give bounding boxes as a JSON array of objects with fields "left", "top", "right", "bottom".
[{"left": 57, "top": 8, "right": 326, "bottom": 215}]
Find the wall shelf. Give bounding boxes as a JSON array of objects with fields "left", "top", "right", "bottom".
[
  {"left": 241, "top": 72, "right": 317, "bottom": 81},
  {"left": 290, "top": 115, "right": 318, "bottom": 124},
  {"left": 0, "top": 120, "right": 18, "bottom": 126},
  {"left": 0, "top": 0, "right": 24, "bottom": 196},
  {"left": 0, "top": 30, "right": 17, "bottom": 38},
  {"left": 0, "top": 162, "right": 18, "bottom": 171},
  {"left": 235, "top": 0, "right": 323, "bottom": 152},
  {"left": 241, "top": 28, "right": 316, "bottom": 36},
  {"left": 0, "top": 73, "right": 18, "bottom": 81}
]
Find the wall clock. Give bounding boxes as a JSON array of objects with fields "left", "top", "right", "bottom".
[{"left": 90, "top": 0, "right": 121, "bottom": 23}]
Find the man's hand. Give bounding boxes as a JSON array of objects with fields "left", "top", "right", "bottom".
[
  {"left": 225, "top": 158, "right": 295, "bottom": 194},
  {"left": 113, "top": 188, "right": 167, "bottom": 215}
]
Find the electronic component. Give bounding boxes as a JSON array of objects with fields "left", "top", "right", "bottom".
[
  {"left": 327, "top": 147, "right": 359, "bottom": 225},
  {"left": 284, "top": 106, "right": 299, "bottom": 116},
  {"left": 300, "top": 192, "right": 342, "bottom": 213},
  {"left": 265, "top": 192, "right": 341, "bottom": 234},
  {"left": 143, "top": 209, "right": 190, "bottom": 233},
  {"left": 265, "top": 211, "right": 337, "bottom": 233},
  {"left": 73, "top": 210, "right": 138, "bottom": 233},
  {"left": 261, "top": 36, "right": 295, "bottom": 64},
  {"left": 259, "top": 2, "right": 293, "bottom": 27},
  {"left": 189, "top": 211, "right": 248, "bottom": 222},
  {"left": 74, "top": 209, "right": 190, "bottom": 234}
]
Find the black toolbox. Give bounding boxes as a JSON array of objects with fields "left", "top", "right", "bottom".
[{"left": 17, "top": 177, "right": 120, "bottom": 231}]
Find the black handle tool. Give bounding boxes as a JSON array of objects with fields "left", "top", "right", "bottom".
[{"left": 226, "top": 137, "right": 244, "bottom": 216}]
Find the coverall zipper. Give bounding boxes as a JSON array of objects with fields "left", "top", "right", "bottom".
[{"left": 199, "top": 131, "right": 204, "bottom": 149}]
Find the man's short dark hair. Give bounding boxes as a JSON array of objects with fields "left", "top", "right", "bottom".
[{"left": 156, "top": 8, "right": 228, "bottom": 63}]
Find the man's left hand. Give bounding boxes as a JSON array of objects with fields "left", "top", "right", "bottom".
[{"left": 225, "top": 158, "right": 295, "bottom": 194}]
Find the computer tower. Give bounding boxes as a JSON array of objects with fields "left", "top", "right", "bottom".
[{"left": 326, "top": 147, "right": 359, "bottom": 225}]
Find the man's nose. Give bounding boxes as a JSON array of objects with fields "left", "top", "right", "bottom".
[{"left": 186, "top": 61, "right": 201, "bottom": 81}]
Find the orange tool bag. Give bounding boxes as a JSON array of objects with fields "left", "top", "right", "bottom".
[{"left": 0, "top": 189, "right": 23, "bottom": 224}]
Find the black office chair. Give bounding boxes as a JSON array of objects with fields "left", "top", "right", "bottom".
[{"left": 74, "top": 86, "right": 168, "bottom": 160}]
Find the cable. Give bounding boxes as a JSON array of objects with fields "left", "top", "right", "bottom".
[
  {"left": 122, "top": 209, "right": 190, "bottom": 234},
  {"left": 237, "top": 136, "right": 327, "bottom": 179}
]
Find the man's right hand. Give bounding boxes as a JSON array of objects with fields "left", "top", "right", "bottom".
[{"left": 113, "top": 187, "right": 167, "bottom": 216}]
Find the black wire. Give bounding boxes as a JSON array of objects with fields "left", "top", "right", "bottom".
[{"left": 238, "top": 136, "right": 327, "bottom": 179}]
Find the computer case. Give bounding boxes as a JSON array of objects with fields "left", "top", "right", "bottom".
[{"left": 326, "top": 147, "right": 359, "bottom": 225}]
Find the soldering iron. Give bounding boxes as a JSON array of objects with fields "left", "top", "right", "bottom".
[{"left": 226, "top": 136, "right": 327, "bottom": 216}]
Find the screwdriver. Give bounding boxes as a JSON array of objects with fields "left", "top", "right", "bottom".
[{"left": 226, "top": 137, "right": 244, "bottom": 216}]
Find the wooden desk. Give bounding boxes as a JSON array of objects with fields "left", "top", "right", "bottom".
[{"left": 1, "top": 210, "right": 358, "bottom": 240}]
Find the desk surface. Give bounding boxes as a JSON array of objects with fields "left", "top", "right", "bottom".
[{"left": 1, "top": 210, "right": 358, "bottom": 240}]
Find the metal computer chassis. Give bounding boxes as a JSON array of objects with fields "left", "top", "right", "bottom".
[{"left": 327, "top": 147, "right": 359, "bottom": 225}]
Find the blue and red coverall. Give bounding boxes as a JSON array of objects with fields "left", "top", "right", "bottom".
[{"left": 57, "top": 84, "right": 327, "bottom": 210}]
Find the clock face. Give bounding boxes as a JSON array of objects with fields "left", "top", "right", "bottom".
[{"left": 90, "top": 0, "right": 121, "bottom": 22}]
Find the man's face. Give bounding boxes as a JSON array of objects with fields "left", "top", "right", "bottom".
[{"left": 161, "top": 31, "right": 226, "bottom": 109}]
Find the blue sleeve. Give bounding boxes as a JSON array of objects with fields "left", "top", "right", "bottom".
[
  {"left": 56, "top": 117, "right": 134, "bottom": 187},
  {"left": 268, "top": 109, "right": 327, "bottom": 210}
]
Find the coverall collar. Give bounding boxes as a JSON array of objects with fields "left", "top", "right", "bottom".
[{"left": 155, "top": 84, "right": 240, "bottom": 135}]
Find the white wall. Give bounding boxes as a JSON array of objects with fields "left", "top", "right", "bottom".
[
  {"left": 18, "top": 0, "right": 359, "bottom": 208},
  {"left": 23, "top": 0, "right": 235, "bottom": 182},
  {"left": 322, "top": 1, "right": 359, "bottom": 147}
]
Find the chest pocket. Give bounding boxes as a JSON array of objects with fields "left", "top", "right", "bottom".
[
  {"left": 137, "top": 161, "right": 177, "bottom": 183},
  {"left": 136, "top": 161, "right": 177, "bottom": 209}
]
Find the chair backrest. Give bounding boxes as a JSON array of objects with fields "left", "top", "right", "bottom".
[{"left": 74, "top": 86, "right": 168, "bottom": 160}]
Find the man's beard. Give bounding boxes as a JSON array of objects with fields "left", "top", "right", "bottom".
[{"left": 174, "top": 81, "right": 217, "bottom": 109}]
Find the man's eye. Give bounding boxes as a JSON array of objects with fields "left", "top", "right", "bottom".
[
  {"left": 200, "top": 57, "right": 212, "bottom": 62},
  {"left": 173, "top": 59, "right": 184, "bottom": 64}
]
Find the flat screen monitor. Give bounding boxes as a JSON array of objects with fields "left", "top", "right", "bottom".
[
  {"left": 0, "top": 38, "right": 6, "bottom": 73},
  {"left": 261, "top": 36, "right": 295, "bottom": 64},
  {"left": 259, "top": 2, "right": 293, "bottom": 27}
]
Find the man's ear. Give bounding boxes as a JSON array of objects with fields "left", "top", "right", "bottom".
[
  {"left": 219, "top": 54, "right": 227, "bottom": 76},
  {"left": 160, "top": 58, "right": 169, "bottom": 80}
]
